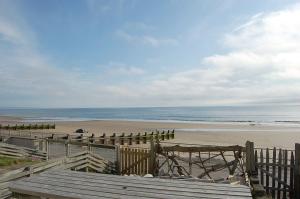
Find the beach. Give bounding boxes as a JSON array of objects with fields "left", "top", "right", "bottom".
[{"left": 1, "top": 116, "right": 300, "bottom": 149}]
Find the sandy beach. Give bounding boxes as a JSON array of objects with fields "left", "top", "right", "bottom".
[{"left": 1, "top": 116, "right": 300, "bottom": 149}]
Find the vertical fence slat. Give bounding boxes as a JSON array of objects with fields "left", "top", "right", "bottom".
[
  {"left": 294, "top": 144, "right": 300, "bottom": 199},
  {"left": 260, "top": 149, "right": 264, "bottom": 188},
  {"left": 290, "top": 151, "right": 294, "bottom": 198},
  {"left": 272, "top": 147, "right": 277, "bottom": 199},
  {"left": 266, "top": 148, "right": 270, "bottom": 195},
  {"left": 255, "top": 150, "right": 258, "bottom": 174},
  {"left": 277, "top": 149, "right": 282, "bottom": 199},
  {"left": 283, "top": 150, "right": 288, "bottom": 199}
]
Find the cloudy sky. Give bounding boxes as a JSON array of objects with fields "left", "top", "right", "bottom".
[{"left": 0, "top": 0, "right": 300, "bottom": 107}]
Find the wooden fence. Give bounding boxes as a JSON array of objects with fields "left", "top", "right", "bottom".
[
  {"left": 0, "top": 130, "right": 175, "bottom": 146},
  {"left": 0, "top": 143, "right": 47, "bottom": 160},
  {"left": 0, "top": 150, "right": 114, "bottom": 198},
  {"left": 0, "top": 124, "right": 55, "bottom": 130},
  {"left": 119, "top": 146, "right": 153, "bottom": 176},
  {"left": 246, "top": 141, "right": 300, "bottom": 199}
]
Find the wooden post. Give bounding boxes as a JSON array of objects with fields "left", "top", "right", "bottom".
[
  {"left": 101, "top": 133, "right": 106, "bottom": 145},
  {"left": 46, "top": 139, "right": 49, "bottom": 161},
  {"left": 189, "top": 152, "right": 192, "bottom": 175},
  {"left": 277, "top": 149, "right": 282, "bottom": 197},
  {"left": 246, "top": 141, "right": 255, "bottom": 175},
  {"left": 166, "top": 130, "right": 170, "bottom": 140},
  {"left": 290, "top": 151, "right": 295, "bottom": 198},
  {"left": 260, "top": 149, "right": 264, "bottom": 188},
  {"left": 135, "top": 133, "right": 140, "bottom": 145},
  {"left": 149, "top": 140, "right": 156, "bottom": 175},
  {"left": 294, "top": 143, "right": 300, "bottom": 199},
  {"left": 65, "top": 141, "right": 70, "bottom": 157},
  {"left": 128, "top": 133, "right": 133, "bottom": 145},
  {"left": 120, "top": 133, "right": 125, "bottom": 145},
  {"left": 110, "top": 133, "right": 116, "bottom": 145},
  {"left": 143, "top": 132, "right": 147, "bottom": 144},
  {"left": 155, "top": 131, "right": 159, "bottom": 141},
  {"left": 272, "top": 147, "right": 276, "bottom": 198},
  {"left": 283, "top": 150, "right": 288, "bottom": 199},
  {"left": 266, "top": 148, "right": 270, "bottom": 194},
  {"left": 115, "top": 145, "right": 121, "bottom": 175},
  {"left": 161, "top": 131, "right": 165, "bottom": 141}
]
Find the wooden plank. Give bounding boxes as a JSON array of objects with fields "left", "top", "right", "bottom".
[
  {"left": 277, "top": 149, "right": 282, "bottom": 198},
  {"left": 290, "top": 151, "right": 295, "bottom": 198},
  {"left": 141, "top": 149, "right": 145, "bottom": 175},
  {"left": 163, "top": 145, "right": 245, "bottom": 153},
  {"left": 295, "top": 143, "right": 300, "bottom": 199},
  {"left": 283, "top": 150, "right": 288, "bottom": 199},
  {"left": 134, "top": 148, "right": 138, "bottom": 174},
  {"left": 44, "top": 170, "right": 250, "bottom": 191},
  {"left": 260, "top": 149, "right": 264, "bottom": 188},
  {"left": 266, "top": 148, "right": 270, "bottom": 194},
  {"left": 15, "top": 174, "right": 252, "bottom": 198},
  {"left": 124, "top": 147, "right": 128, "bottom": 175},
  {"left": 35, "top": 175, "right": 251, "bottom": 198},
  {"left": 272, "top": 147, "right": 276, "bottom": 199}
]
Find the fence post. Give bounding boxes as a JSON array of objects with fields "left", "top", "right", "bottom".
[
  {"left": 246, "top": 141, "right": 255, "bottom": 176},
  {"left": 115, "top": 145, "right": 121, "bottom": 175},
  {"left": 65, "top": 136, "right": 70, "bottom": 157},
  {"left": 149, "top": 140, "right": 156, "bottom": 175},
  {"left": 46, "top": 139, "right": 49, "bottom": 161},
  {"left": 295, "top": 143, "right": 300, "bottom": 199}
]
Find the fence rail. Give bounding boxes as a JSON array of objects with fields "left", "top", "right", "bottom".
[{"left": 0, "top": 143, "right": 46, "bottom": 159}]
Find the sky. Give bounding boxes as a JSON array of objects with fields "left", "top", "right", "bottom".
[{"left": 0, "top": 0, "right": 300, "bottom": 108}]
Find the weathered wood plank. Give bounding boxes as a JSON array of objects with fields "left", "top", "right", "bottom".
[
  {"left": 266, "top": 148, "right": 270, "bottom": 194},
  {"left": 272, "top": 147, "right": 276, "bottom": 198}
]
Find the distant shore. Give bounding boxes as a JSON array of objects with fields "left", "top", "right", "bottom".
[{"left": 1, "top": 115, "right": 300, "bottom": 149}]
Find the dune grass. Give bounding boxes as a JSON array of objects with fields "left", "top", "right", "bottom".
[{"left": 0, "top": 156, "right": 35, "bottom": 167}]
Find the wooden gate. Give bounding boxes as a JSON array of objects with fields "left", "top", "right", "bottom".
[{"left": 119, "top": 147, "right": 152, "bottom": 175}]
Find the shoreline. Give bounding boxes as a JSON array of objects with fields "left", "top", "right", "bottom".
[
  {"left": 2, "top": 114, "right": 300, "bottom": 127},
  {"left": 1, "top": 115, "right": 300, "bottom": 149}
]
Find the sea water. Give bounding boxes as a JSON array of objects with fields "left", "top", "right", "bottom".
[{"left": 0, "top": 105, "right": 300, "bottom": 124}]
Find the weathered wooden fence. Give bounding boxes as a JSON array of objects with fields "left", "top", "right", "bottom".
[
  {"left": 0, "top": 130, "right": 175, "bottom": 146},
  {"left": 0, "top": 150, "right": 114, "bottom": 198},
  {"left": 246, "top": 141, "right": 300, "bottom": 199},
  {"left": 119, "top": 146, "right": 153, "bottom": 175},
  {"left": 0, "top": 143, "right": 46, "bottom": 159}
]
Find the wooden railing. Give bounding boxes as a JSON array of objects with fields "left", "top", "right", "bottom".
[
  {"left": 0, "top": 150, "right": 114, "bottom": 198},
  {"left": 0, "top": 130, "right": 175, "bottom": 146},
  {"left": 0, "top": 124, "right": 55, "bottom": 130},
  {"left": 246, "top": 141, "right": 300, "bottom": 199},
  {"left": 0, "top": 143, "right": 46, "bottom": 159}
]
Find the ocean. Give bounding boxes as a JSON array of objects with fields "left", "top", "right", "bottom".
[{"left": 0, "top": 105, "right": 300, "bottom": 124}]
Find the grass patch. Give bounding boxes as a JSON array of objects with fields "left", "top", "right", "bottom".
[{"left": 0, "top": 156, "right": 35, "bottom": 167}]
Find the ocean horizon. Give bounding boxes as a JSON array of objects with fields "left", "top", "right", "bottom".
[{"left": 1, "top": 105, "right": 300, "bottom": 124}]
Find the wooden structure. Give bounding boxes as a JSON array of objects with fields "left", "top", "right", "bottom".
[
  {"left": 0, "top": 143, "right": 46, "bottom": 159},
  {"left": 0, "top": 130, "right": 175, "bottom": 146},
  {"left": 246, "top": 141, "right": 300, "bottom": 199},
  {"left": 119, "top": 146, "right": 152, "bottom": 175},
  {"left": 9, "top": 170, "right": 252, "bottom": 199},
  {"left": 153, "top": 143, "right": 245, "bottom": 181},
  {"left": 0, "top": 151, "right": 114, "bottom": 198},
  {"left": 0, "top": 123, "right": 55, "bottom": 130}
]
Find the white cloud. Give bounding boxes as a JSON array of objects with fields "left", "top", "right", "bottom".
[
  {"left": 125, "top": 3, "right": 300, "bottom": 106},
  {"left": 116, "top": 30, "right": 178, "bottom": 47},
  {"left": 104, "top": 62, "right": 145, "bottom": 76}
]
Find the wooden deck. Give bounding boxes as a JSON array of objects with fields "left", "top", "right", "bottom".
[{"left": 9, "top": 170, "right": 252, "bottom": 199}]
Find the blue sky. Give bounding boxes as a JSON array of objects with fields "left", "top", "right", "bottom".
[{"left": 1, "top": 0, "right": 300, "bottom": 107}]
